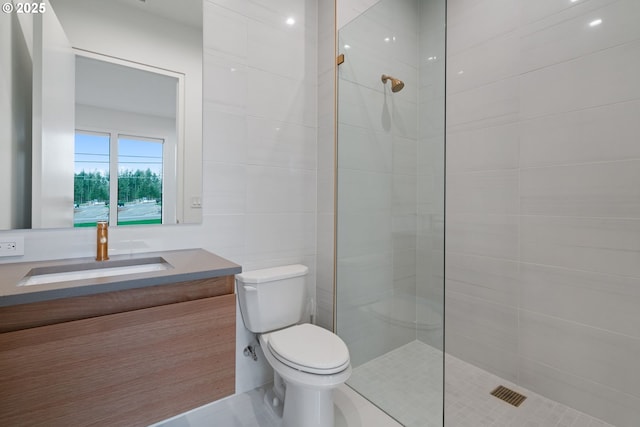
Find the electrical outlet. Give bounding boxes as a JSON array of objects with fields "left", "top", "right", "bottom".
[{"left": 0, "top": 236, "right": 24, "bottom": 257}]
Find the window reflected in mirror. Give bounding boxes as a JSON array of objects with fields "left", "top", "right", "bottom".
[
  {"left": 117, "top": 136, "right": 164, "bottom": 226},
  {"left": 73, "top": 132, "right": 110, "bottom": 227},
  {"left": 73, "top": 132, "right": 168, "bottom": 227}
]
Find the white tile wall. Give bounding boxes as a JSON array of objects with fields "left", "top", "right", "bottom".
[
  {"left": 336, "top": 0, "right": 425, "bottom": 367},
  {"left": 315, "top": 0, "right": 335, "bottom": 331},
  {"left": 446, "top": 0, "right": 640, "bottom": 425}
]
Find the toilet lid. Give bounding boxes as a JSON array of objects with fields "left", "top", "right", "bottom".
[{"left": 268, "top": 324, "right": 350, "bottom": 375}]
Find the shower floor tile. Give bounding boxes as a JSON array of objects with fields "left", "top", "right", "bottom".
[
  {"left": 349, "top": 340, "right": 444, "bottom": 427},
  {"left": 444, "top": 353, "right": 614, "bottom": 427},
  {"left": 348, "top": 340, "right": 614, "bottom": 427}
]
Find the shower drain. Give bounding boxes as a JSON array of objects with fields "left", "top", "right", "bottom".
[{"left": 490, "top": 385, "right": 527, "bottom": 407}]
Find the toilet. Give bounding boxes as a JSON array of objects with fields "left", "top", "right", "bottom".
[{"left": 236, "top": 264, "right": 351, "bottom": 427}]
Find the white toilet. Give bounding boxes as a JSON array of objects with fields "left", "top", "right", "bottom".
[{"left": 236, "top": 264, "right": 351, "bottom": 427}]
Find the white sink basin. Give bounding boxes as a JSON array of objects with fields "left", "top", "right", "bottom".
[{"left": 19, "top": 257, "right": 171, "bottom": 286}]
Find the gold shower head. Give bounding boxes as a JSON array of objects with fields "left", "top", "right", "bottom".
[{"left": 381, "top": 74, "right": 404, "bottom": 92}]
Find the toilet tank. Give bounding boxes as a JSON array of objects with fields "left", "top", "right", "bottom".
[{"left": 236, "top": 264, "right": 309, "bottom": 333}]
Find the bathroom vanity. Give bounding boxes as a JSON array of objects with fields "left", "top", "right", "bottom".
[{"left": 0, "top": 249, "right": 240, "bottom": 426}]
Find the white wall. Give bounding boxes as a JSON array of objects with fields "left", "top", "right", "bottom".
[
  {"left": 31, "top": 4, "right": 75, "bottom": 229},
  {"left": 1, "top": 11, "right": 32, "bottom": 230},
  {"left": 0, "top": 0, "right": 319, "bottom": 397},
  {"left": 446, "top": 1, "right": 640, "bottom": 425}
]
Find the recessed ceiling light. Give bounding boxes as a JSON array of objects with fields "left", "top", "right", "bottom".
[
  {"left": 286, "top": 17, "right": 295, "bottom": 26},
  {"left": 589, "top": 18, "right": 602, "bottom": 27}
]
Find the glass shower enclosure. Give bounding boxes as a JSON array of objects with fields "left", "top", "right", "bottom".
[{"left": 335, "top": 0, "right": 446, "bottom": 426}]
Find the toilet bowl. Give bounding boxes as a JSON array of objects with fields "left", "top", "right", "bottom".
[
  {"left": 260, "top": 325, "right": 351, "bottom": 427},
  {"left": 236, "top": 265, "right": 351, "bottom": 427}
]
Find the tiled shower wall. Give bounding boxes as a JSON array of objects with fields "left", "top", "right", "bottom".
[
  {"left": 416, "top": 0, "right": 446, "bottom": 349},
  {"left": 336, "top": 0, "right": 420, "bottom": 367},
  {"left": 315, "top": 0, "right": 337, "bottom": 331},
  {"left": 332, "top": 0, "right": 446, "bottom": 365},
  {"left": 445, "top": 1, "right": 640, "bottom": 426}
]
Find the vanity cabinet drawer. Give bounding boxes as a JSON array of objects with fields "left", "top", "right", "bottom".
[
  {"left": 0, "top": 293, "right": 235, "bottom": 426},
  {"left": 0, "top": 274, "right": 235, "bottom": 333}
]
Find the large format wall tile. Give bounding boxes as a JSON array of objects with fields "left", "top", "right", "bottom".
[
  {"left": 520, "top": 0, "right": 640, "bottom": 74},
  {"left": 338, "top": 211, "right": 393, "bottom": 260},
  {"left": 446, "top": 0, "right": 520, "bottom": 56},
  {"left": 202, "top": 163, "right": 247, "bottom": 215},
  {"left": 247, "top": 117, "right": 316, "bottom": 170},
  {"left": 519, "top": 99, "right": 640, "bottom": 168},
  {"left": 203, "top": 54, "right": 248, "bottom": 113},
  {"left": 521, "top": 160, "right": 640, "bottom": 218},
  {"left": 339, "top": 169, "right": 392, "bottom": 213},
  {"left": 446, "top": 213, "right": 519, "bottom": 260},
  {"left": 446, "top": 252, "right": 519, "bottom": 307},
  {"left": 446, "top": 0, "right": 640, "bottom": 424},
  {"left": 520, "top": 39, "right": 640, "bottom": 120},
  {"left": 203, "top": 2, "right": 248, "bottom": 60},
  {"left": 520, "top": 216, "right": 640, "bottom": 277},
  {"left": 246, "top": 166, "right": 316, "bottom": 214},
  {"left": 447, "top": 76, "right": 519, "bottom": 130},
  {"left": 446, "top": 291, "right": 518, "bottom": 355},
  {"left": 338, "top": 124, "right": 393, "bottom": 173},
  {"left": 316, "top": 0, "right": 336, "bottom": 330},
  {"left": 248, "top": 20, "right": 307, "bottom": 79},
  {"left": 244, "top": 213, "right": 316, "bottom": 262},
  {"left": 445, "top": 290, "right": 518, "bottom": 382},
  {"left": 447, "top": 124, "right": 519, "bottom": 174},
  {"left": 447, "top": 32, "right": 520, "bottom": 95},
  {"left": 519, "top": 0, "right": 618, "bottom": 26},
  {"left": 247, "top": 69, "right": 315, "bottom": 127},
  {"left": 519, "top": 310, "right": 640, "bottom": 399},
  {"left": 520, "top": 263, "right": 640, "bottom": 339},
  {"left": 202, "top": 106, "right": 248, "bottom": 164},
  {"left": 447, "top": 170, "right": 519, "bottom": 215},
  {"left": 519, "top": 356, "right": 640, "bottom": 427}
]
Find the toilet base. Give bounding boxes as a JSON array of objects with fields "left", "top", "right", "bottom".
[
  {"left": 263, "top": 386, "right": 284, "bottom": 419},
  {"left": 282, "top": 382, "right": 335, "bottom": 427}
]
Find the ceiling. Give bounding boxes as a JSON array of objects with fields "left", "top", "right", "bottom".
[{"left": 111, "top": 0, "right": 202, "bottom": 29}]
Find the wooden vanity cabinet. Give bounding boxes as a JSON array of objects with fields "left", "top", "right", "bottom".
[{"left": 0, "top": 276, "right": 236, "bottom": 427}]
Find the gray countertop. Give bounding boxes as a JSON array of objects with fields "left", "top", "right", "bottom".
[{"left": 0, "top": 249, "right": 241, "bottom": 307}]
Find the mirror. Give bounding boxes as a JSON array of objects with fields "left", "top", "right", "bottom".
[{"left": 0, "top": 0, "right": 203, "bottom": 230}]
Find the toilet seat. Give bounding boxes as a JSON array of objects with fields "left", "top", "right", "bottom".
[{"left": 267, "top": 324, "right": 350, "bottom": 375}]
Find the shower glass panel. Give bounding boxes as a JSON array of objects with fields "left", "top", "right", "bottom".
[{"left": 336, "top": 0, "right": 446, "bottom": 425}]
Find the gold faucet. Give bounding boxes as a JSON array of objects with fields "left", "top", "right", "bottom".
[{"left": 96, "top": 221, "right": 109, "bottom": 261}]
